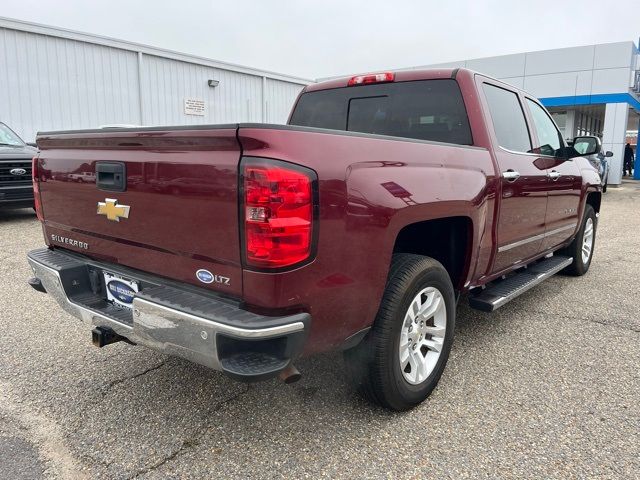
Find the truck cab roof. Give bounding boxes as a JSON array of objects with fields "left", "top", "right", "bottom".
[{"left": 306, "top": 67, "right": 526, "bottom": 98}]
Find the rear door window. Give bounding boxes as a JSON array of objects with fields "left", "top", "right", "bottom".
[
  {"left": 482, "top": 83, "right": 532, "bottom": 153},
  {"left": 289, "top": 79, "right": 473, "bottom": 145}
]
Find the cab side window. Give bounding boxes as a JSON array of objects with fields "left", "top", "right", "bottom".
[
  {"left": 482, "top": 83, "right": 532, "bottom": 153},
  {"left": 526, "top": 98, "right": 563, "bottom": 156}
]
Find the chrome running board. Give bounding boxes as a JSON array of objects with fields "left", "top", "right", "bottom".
[{"left": 469, "top": 255, "right": 573, "bottom": 312}]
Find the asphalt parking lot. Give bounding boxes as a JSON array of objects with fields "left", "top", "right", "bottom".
[{"left": 1, "top": 183, "right": 639, "bottom": 480}]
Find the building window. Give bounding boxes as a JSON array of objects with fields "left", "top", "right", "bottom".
[{"left": 551, "top": 111, "right": 567, "bottom": 139}]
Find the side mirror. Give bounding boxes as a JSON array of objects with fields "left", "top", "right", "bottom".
[
  {"left": 26, "top": 142, "right": 38, "bottom": 148},
  {"left": 605, "top": 151, "right": 613, "bottom": 157},
  {"left": 569, "top": 136, "right": 601, "bottom": 158}
]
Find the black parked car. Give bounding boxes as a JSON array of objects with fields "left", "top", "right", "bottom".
[{"left": 0, "top": 122, "right": 37, "bottom": 209}]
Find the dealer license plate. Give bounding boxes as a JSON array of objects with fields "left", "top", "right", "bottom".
[{"left": 103, "top": 271, "right": 139, "bottom": 310}]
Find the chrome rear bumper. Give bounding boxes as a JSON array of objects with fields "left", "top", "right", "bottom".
[{"left": 27, "top": 248, "right": 309, "bottom": 381}]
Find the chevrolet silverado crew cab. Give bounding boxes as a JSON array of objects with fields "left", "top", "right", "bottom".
[
  {"left": 1, "top": 121, "right": 37, "bottom": 209},
  {"left": 27, "top": 68, "right": 603, "bottom": 410}
]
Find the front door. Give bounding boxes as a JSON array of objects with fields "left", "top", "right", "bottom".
[
  {"left": 481, "top": 82, "right": 549, "bottom": 273},
  {"left": 524, "top": 98, "right": 581, "bottom": 250}
]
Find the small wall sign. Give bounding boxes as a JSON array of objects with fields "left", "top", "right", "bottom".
[{"left": 184, "top": 98, "right": 205, "bottom": 116}]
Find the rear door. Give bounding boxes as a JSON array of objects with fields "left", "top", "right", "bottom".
[
  {"left": 523, "top": 98, "right": 581, "bottom": 250},
  {"left": 480, "top": 82, "right": 549, "bottom": 273}
]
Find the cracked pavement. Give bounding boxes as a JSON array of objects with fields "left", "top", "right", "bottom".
[{"left": 0, "top": 182, "right": 639, "bottom": 479}]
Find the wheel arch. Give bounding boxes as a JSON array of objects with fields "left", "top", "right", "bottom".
[
  {"left": 586, "top": 190, "right": 601, "bottom": 214},
  {"left": 391, "top": 216, "right": 474, "bottom": 291}
]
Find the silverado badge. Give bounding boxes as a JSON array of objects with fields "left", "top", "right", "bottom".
[{"left": 97, "top": 198, "right": 130, "bottom": 222}]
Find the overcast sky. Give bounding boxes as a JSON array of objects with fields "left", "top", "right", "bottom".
[{"left": 2, "top": 0, "right": 639, "bottom": 79}]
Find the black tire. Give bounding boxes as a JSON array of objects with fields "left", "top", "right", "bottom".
[
  {"left": 344, "top": 254, "right": 455, "bottom": 411},
  {"left": 560, "top": 205, "right": 597, "bottom": 276}
]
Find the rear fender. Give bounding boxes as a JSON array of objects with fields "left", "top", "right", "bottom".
[{"left": 345, "top": 159, "right": 494, "bottom": 302}]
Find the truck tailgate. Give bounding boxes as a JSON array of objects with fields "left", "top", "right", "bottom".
[{"left": 36, "top": 126, "right": 243, "bottom": 296}]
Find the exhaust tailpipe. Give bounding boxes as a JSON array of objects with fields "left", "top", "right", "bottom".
[{"left": 279, "top": 364, "right": 301, "bottom": 384}]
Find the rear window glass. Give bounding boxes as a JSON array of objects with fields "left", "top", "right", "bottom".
[{"left": 289, "top": 79, "right": 473, "bottom": 145}]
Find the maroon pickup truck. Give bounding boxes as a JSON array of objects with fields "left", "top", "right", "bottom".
[{"left": 28, "top": 68, "right": 602, "bottom": 410}]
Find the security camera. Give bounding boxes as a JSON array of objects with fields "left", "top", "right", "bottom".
[{"left": 208, "top": 79, "right": 219, "bottom": 88}]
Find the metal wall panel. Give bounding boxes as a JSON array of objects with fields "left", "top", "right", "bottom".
[
  {"left": 591, "top": 67, "right": 636, "bottom": 94},
  {"left": 466, "top": 53, "right": 526, "bottom": 79},
  {"left": 594, "top": 42, "right": 636, "bottom": 69},
  {"left": 524, "top": 45, "right": 596, "bottom": 76},
  {"left": 264, "top": 78, "right": 304, "bottom": 124},
  {"left": 1, "top": 27, "right": 140, "bottom": 141},
  {"left": 523, "top": 71, "right": 594, "bottom": 98},
  {"left": 499, "top": 76, "right": 525, "bottom": 89},
  {"left": 1, "top": 21, "right": 309, "bottom": 141},
  {"left": 140, "top": 54, "right": 265, "bottom": 125}
]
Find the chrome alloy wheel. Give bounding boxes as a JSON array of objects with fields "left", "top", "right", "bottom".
[
  {"left": 581, "top": 217, "right": 594, "bottom": 264},
  {"left": 398, "top": 287, "right": 447, "bottom": 385}
]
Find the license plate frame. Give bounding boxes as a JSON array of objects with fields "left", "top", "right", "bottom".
[{"left": 103, "top": 271, "right": 139, "bottom": 310}]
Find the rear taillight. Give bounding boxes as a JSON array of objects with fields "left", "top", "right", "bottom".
[
  {"left": 242, "top": 158, "right": 316, "bottom": 269},
  {"left": 348, "top": 72, "right": 395, "bottom": 86},
  {"left": 32, "top": 156, "right": 44, "bottom": 221}
]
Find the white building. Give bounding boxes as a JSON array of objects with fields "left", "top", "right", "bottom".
[
  {"left": 2, "top": 17, "right": 639, "bottom": 185},
  {"left": 0, "top": 17, "right": 311, "bottom": 143},
  {"left": 413, "top": 43, "right": 640, "bottom": 185}
]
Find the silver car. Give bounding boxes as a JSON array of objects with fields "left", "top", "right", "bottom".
[{"left": 587, "top": 150, "right": 613, "bottom": 192}]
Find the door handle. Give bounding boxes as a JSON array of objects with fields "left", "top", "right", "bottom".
[
  {"left": 548, "top": 170, "right": 561, "bottom": 181},
  {"left": 502, "top": 170, "right": 520, "bottom": 182}
]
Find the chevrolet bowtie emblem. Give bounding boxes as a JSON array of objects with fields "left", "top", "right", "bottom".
[{"left": 97, "top": 198, "right": 130, "bottom": 222}]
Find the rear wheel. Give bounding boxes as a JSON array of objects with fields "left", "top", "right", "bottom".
[
  {"left": 560, "top": 205, "right": 596, "bottom": 276},
  {"left": 344, "top": 254, "right": 455, "bottom": 411}
]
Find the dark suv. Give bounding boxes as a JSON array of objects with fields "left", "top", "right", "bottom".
[{"left": 0, "top": 122, "right": 37, "bottom": 209}]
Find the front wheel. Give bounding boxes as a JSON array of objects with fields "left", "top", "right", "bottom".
[
  {"left": 560, "top": 205, "right": 597, "bottom": 276},
  {"left": 344, "top": 254, "right": 455, "bottom": 411}
]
